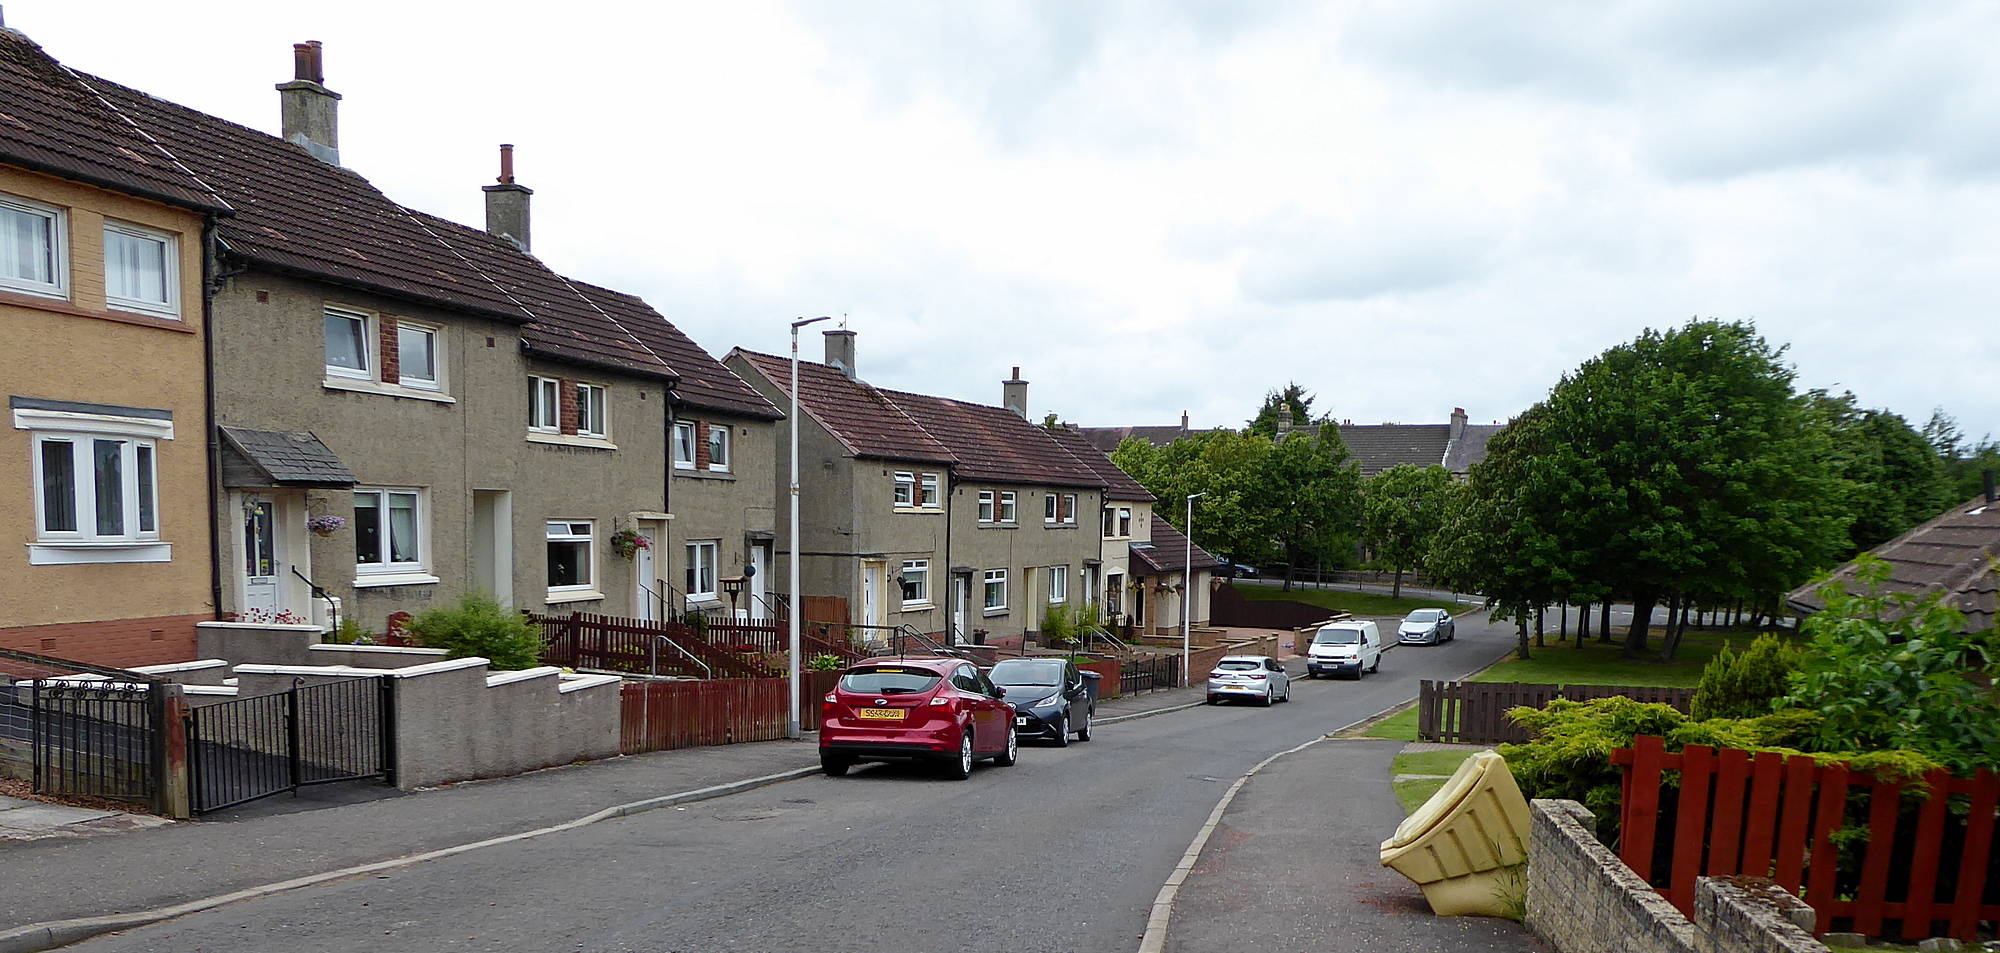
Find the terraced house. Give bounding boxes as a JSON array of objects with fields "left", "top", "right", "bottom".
[
  {"left": 2, "top": 34, "right": 781, "bottom": 651},
  {"left": 728, "top": 333, "right": 1111, "bottom": 647}
]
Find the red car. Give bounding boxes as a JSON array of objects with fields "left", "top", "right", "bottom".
[{"left": 820, "top": 657, "right": 1018, "bottom": 779}]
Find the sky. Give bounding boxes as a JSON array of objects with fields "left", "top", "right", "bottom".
[{"left": 17, "top": 1, "right": 2000, "bottom": 437}]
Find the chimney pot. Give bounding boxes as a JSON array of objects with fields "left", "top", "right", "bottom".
[
  {"left": 824, "top": 329, "right": 858, "bottom": 379},
  {"left": 1002, "top": 368, "right": 1028, "bottom": 419},
  {"left": 277, "top": 41, "right": 341, "bottom": 165},
  {"left": 482, "top": 143, "right": 533, "bottom": 252},
  {"left": 498, "top": 143, "right": 515, "bottom": 184}
]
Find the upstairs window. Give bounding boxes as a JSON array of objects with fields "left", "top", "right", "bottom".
[
  {"left": 398, "top": 324, "right": 439, "bottom": 390},
  {"left": 707, "top": 422, "right": 730, "bottom": 471},
  {"left": 1060, "top": 494, "right": 1077, "bottom": 524},
  {"left": 529, "top": 377, "right": 561, "bottom": 432},
  {"left": 576, "top": 383, "right": 607, "bottom": 438},
  {"left": 674, "top": 421, "right": 697, "bottom": 468},
  {"left": 893, "top": 472, "right": 916, "bottom": 507},
  {"left": 1117, "top": 507, "right": 1132, "bottom": 537},
  {"left": 999, "top": 491, "right": 1016, "bottom": 523},
  {"left": 0, "top": 194, "right": 65, "bottom": 300},
  {"left": 978, "top": 491, "right": 995, "bottom": 523},
  {"left": 1045, "top": 494, "right": 1057, "bottom": 523},
  {"left": 920, "top": 473, "right": 941, "bottom": 507},
  {"left": 1102, "top": 506, "right": 1116, "bottom": 538},
  {"left": 323, "top": 306, "right": 371, "bottom": 380},
  {"left": 103, "top": 221, "right": 177, "bottom": 318}
]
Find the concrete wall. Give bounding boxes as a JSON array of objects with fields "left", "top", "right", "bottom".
[
  {"left": 0, "top": 165, "right": 214, "bottom": 666},
  {"left": 1525, "top": 799, "right": 1822, "bottom": 953},
  {"left": 196, "top": 621, "right": 451, "bottom": 668}
]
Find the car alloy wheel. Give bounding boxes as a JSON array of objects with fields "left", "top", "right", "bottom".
[
  {"left": 1261, "top": 685, "right": 1274, "bottom": 707},
  {"left": 995, "top": 724, "right": 1018, "bottom": 766},
  {"left": 945, "top": 729, "right": 974, "bottom": 780}
]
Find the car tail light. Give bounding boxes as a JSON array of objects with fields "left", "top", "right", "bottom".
[
  {"left": 823, "top": 693, "right": 837, "bottom": 703},
  {"left": 1248, "top": 674, "right": 1267, "bottom": 680},
  {"left": 929, "top": 696, "right": 951, "bottom": 707}
]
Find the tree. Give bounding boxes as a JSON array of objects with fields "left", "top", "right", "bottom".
[
  {"left": 1361, "top": 464, "right": 1458, "bottom": 598},
  {"left": 1114, "top": 431, "right": 1278, "bottom": 566},
  {"left": 1428, "top": 410, "right": 1571, "bottom": 660},
  {"left": 1927, "top": 407, "right": 2000, "bottom": 501},
  {"left": 1246, "top": 381, "right": 1315, "bottom": 438},
  {"left": 1804, "top": 391, "right": 1955, "bottom": 553},
  {"left": 1263, "top": 428, "right": 1362, "bottom": 590}
]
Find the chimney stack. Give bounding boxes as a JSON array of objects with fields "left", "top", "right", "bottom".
[
  {"left": 824, "top": 329, "right": 857, "bottom": 379},
  {"left": 1450, "top": 407, "right": 1468, "bottom": 442},
  {"left": 1180, "top": 410, "right": 1189, "bottom": 433},
  {"left": 277, "top": 41, "right": 341, "bottom": 165},
  {"left": 482, "top": 144, "right": 533, "bottom": 252},
  {"left": 1003, "top": 367, "right": 1028, "bottom": 419},
  {"left": 1985, "top": 469, "right": 1996, "bottom": 505}
]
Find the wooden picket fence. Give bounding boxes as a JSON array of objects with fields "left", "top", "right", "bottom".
[
  {"left": 1614, "top": 735, "right": 2000, "bottom": 941},
  {"left": 1416, "top": 680, "right": 1696, "bottom": 744},
  {"left": 621, "top": 671, "right": 842, "bottom": 755}
]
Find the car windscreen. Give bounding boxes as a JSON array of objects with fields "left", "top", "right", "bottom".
[
  {"left": 1216, "top": 660, "right": 1262, "bottom": 671},
  {"left": 1404, "top": 610, "right": 1444, "bottom": 623},
  {"left": 989, "top": 660, "right": 1063, "bottom": 687},
  {"left": 1313, "top": 628, "right": 1362, "bottom": 644},
  {"left": 839, "top": 667, "right": 943, "bottom": 695}
]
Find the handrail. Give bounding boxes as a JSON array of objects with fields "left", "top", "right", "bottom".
[
  {"left": 650, "top": 633, "right": 712, "bottom": 680},
  {"left": 894, "top": 624, "right": 962, "bottom": 658},
  {"left": 1084, "top": 625, "right": 1130, "bottom": 655}
]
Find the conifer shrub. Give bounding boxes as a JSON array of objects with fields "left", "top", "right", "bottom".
[{"left": 1690, "top": 634, "right": 1802, "bottom": 720}]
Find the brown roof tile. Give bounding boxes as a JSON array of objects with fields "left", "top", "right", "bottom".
[
  {"left": 1788, "top": 494, "right": 2000, "bottom": 635},
  {"left": 880, "top": 390, "right": 1104, "bottom": 488},
  {"left": 1048, "top": 427, "right": 1155, "bottom": 501},
  {"left": 1132, "top": 518, "right": 1223, "bottom": 574},
  {"left": 570, "top": 281, "right": 780, "bottom": 419},
  {"left": 733, "top": 351, "right": 955, "bottom": 464},
  {"left": 0, "top": 31, "right": 225, "bottom": 212}
]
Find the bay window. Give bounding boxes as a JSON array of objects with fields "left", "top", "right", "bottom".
[{"left": 18, "top": 400, "right": 173, "bottom": 564}]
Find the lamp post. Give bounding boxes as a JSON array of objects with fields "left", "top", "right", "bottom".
[
  {"left": 788, "top": 316, "right": 832, "bottom": 739},
  {"left": 1182, "top": 491, "right": 1205, "bottom": 687}
]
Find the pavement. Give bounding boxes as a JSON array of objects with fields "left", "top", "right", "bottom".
[{"left": 0, "top": 796, "right": 171, "bottom": 843}]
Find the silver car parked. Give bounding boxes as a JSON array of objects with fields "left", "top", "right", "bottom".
[
  {"left": 1397, "top": 608, "right": 1455, "bottom": 645},
  {"left": 1205, "top": 655, "right": 1292, "bottom": 706}
]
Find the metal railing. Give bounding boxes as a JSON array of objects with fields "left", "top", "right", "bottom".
[
  {"left": 1, "top": 647, "right": 166, "bottom": 811},
  {"left": 1118, "top": 655, "right": 1181, "bottom": 696},
  {"left": 186, "top": 675, "right": 394, "bottom": 814},
  {"left": 650, "top": 634, "right": 712, "bottom": 680}
]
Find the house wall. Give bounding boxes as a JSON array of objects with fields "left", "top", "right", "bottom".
[
  {"left": 952, "top": 482, "right": 1104, "bottom": 641},
  {"left": 1097, "top": 500, "right": 1149, "bottom": 612},
  {"left": 0, "top": 166, "right": 213, "bottom": 665},
  {"left": 666, "top": 410, "right": 778, "bottom": 614},
  {"left": 851, "top": 463, "right": 948, "bottom": 634},
  {"left": 210, "top": 270, "right": 667, "bottom": 635}
]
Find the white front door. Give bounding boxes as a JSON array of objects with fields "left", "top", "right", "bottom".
[
  {"left": 242, "top": 494, "right": 282, "bottom": 616},
  {"left": 749, "top": 543, "right": 771, "bottom": 618},
  {"left": 862, "top": 561, "right": 885, "bottom": 628},
  {"left": 634, "top": 527, "right": 659, "bottom": 621},
  {"left": 951, "top": 576, "right": 967, "bottom": 643}
]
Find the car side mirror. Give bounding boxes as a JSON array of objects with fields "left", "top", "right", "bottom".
[{"left": 992, "top": 685, "right": 1007, "bottom": 698}]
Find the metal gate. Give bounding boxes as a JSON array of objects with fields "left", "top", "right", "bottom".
[
  {"left": 186, "top": 676, "right": 395, "bottom": 814},
  {"left": 0, "top": 647, "right": 166, "bottom": 810}
]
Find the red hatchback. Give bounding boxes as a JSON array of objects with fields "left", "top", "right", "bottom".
[{"left": 820, "top": 657, "right": 1018, "bottom": 779}]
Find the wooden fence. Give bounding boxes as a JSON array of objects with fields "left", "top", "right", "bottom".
[
  {"left": 1415, "top": 680, "right": 1696, "bottom": 744},
  {"left": 536, "top": 613, "right": 864, "bottom": 677},
  {"left": 1614, "top": 735, "right": 2000, "bottom": 942},
  {"left": 621, "top": 671, "right": 843, "bottom": 755}
]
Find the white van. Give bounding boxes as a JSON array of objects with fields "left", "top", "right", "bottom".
[{"left": 1306, "top": 621, "right": 1382, "bottom": 679}]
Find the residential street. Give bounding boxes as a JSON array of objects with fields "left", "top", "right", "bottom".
[{"left": 16, "top": 616, "right": 1533, "bottom": 953}]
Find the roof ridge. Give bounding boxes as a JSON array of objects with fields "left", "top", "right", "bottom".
[
  {"left": 61, "top": 68, "right": 231, "bottom": 214},
  {"left": 728, "top": 348, "right": 867, "bottom": 459}
]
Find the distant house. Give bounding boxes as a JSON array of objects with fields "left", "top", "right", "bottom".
[
  {"left": 727, "top": 334, "right": 1112, "bottom": 646},
  {"left": 1082, "top": 407, "right": 1504, "bottom": 477},
  {"left": 1786, "top": 490, "right": 2000, "bottom": 635}
]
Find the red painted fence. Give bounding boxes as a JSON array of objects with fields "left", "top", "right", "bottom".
[
  {"left": 621, "top": 671, "right": 843, "bottom": 755},
  {"left": 1615, "top": 735, "right": 2000, "bottom": 941}
]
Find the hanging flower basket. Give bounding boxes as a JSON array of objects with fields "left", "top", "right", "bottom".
[
  {"left": 609, "top": 528, "right": 649, "bottom": 560},
  {"left": 306, "top": 515, "right": 346, "bottom": 538}
]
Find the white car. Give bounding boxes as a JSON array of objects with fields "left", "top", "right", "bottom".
[
  {"left": 1306, "top": 621, "right": 1382, "bottom": 679},
  {"left": 1398, "top": 608, "right": 1455, "bottom": 645},
  {"left": 1205, "top": 655, "right": 1292, "bottom": 706}
]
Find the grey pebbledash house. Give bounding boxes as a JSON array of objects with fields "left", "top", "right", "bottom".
[
  {"left": 726, "top": 332, "right": 1112, "bottom": 647},
  {"left": 71, "top": 40, "right": 779, "bottom": 633}
]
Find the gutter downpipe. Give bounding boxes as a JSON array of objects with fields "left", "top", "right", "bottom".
[{"left": 201, "top": 225, "right": 228, "bottom": 623}]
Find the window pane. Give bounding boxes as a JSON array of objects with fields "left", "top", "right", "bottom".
[
  {"left": 325, "top": 312, "right": 367, "bottom": 371},
  {"left": 93, "top": 439, "right": 124, "bottom": 536},
  {"left": 675, "top": 423, "right": 695, "bottom": 463},
  {"left": 354, "top": 493, "right": 381, "bottom": 564},
  {"left": 39, "top": 439, "right": 75, "bottom": 532},
  {"left": 388, "top": 493, "right": 419, "bottom": 563},
  {"left": 0, "top": 204, "right": 53, "bottom": 285},
  {"left": 548, "top": 540, "right": 589, "bottom": 587},
  {"left": 707, "top": 424, "right": 725, "bottom": 464},
  {"left": 105, "top": 228, "right": 168, "bottom": 304},
  {"left": 244, "top": 501, "right": 274, "bottom": 576},
  {"left": 136, "top": 444, "right": 155, "bottom": 533},
  {"left": 399, "top": 326, "right": 436, "bottom": 382},
  {"left": 588, "top": 387, "right": 606, "bottom": 435}
]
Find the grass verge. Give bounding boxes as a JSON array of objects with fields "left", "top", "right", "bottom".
[
  {"left": 1390, "top": 748, "right": 1478, "bottom": 815},
  {"left": 1469, "top": 625, "right": 1796, "bottom": 689},
  {"left": 1362, "top": 705, "right": 1418, "bottom": 741},
  {"left": 1235, "top": 585, "right": 1458, "bottom": 617}
]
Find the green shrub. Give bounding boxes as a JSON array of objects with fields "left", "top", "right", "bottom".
[
  {"left": 808, "top": 653, "right": 846, "bottom": 672},
  {"left": 1690, "top": 634, "right": 1801, "bottom": 720},
  {"left": 403, "top": 592, "right": 544, "bottom": 670},
  {"left": 1041, "top": 604, "right": 1077, "bottom": 646},
  {"left": 329, "top": 616, "right": 374, "bottom": 645}
]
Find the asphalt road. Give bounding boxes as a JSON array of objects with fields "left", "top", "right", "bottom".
[{"left": 62, "top": 619, "right": 1523, "bottom": 953}]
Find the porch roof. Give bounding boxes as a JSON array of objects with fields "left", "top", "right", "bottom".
[{"left": 220, "top": 427, "right": 356, "bottom": 488}]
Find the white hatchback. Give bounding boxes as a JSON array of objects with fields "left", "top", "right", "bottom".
[{"left": 1204, "top": 655, "right": 1292, "bottom": 707}]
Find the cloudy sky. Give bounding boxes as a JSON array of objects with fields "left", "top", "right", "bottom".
[{"left": 21, "top": 1, "right": 2000, "bottom": 437}]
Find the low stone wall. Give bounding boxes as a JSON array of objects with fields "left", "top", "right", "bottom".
[
  {"left": 1526, "top": 799, "right": 1822, "bottom": 953},
  {"left": 195, "top": 621, "right": 325, "bottom": 666}
]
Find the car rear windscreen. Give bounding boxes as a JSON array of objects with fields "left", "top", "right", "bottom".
[
  {"left": 1216, "top": 660, "right": 1261, "bottom": 671},
  {"left": 1314, "top": 628, "right": 1361, "bottom": 644},
  {"left": 839, "top": 667, "right": 943, "bottom": 695}
]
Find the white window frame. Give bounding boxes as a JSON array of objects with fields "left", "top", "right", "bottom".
[
  {"left": 396, "top": 322, "right": 441, "bottom": 391},
  {"left": 352, "top": 487, "right": 429, "bottom": 582},
  {"left": 1117, "top": 507, "right": 1132, "bottom": 538},
  {"left": 999, "top": 491, "right": 1016, "bottom": 523},
  {"left": 1061, "top": 494, "right": 1078, "bottom": 524},
  {"left": 1045, "top": 493, "right": 1057, "bottom": 524},
  {"left": 983, "top": 569, "right": 1008, "bottom": 612},
  {"left": 529, "top": 376, "right": 561, "bottom": 433},
  {"left": 977, "top": 491, "right": 994, "bottom": 523},
  {"left": 545, "top": 519, "right": 596, "bottom": 596},
  {"left": 893, "top": 471, "right": 916, "bottom": 508},
  {"left": 15, "top": 406, "right": 172, "bottom": 565},
  {"left": 674, "top": 420, "right": 697, "bottom": 469},
  {"left": 1049, "top": 566, "right": 1068, "bottom": 604},
  {"left": 576, "top": 383, "right": 608, "bottom": 439},
  {"left": 0, "top": 193, "right": 66, "bottom": 301},
  {"left": 920, "top": 473, "right": 941, "bottom": 508},
  {"left": 900, "top": 559, "right": 930, "bottom": 607},
  {"left": 324, "top": 306, "right": 372, "bottom": 381},
  {"left": 1102, "top": 506, "right": 1117, "bottom": 538},
  {"left": 707, "top": 422, "right": 730, "bottom": 472},
  {"left": 685, "top": 539, "right": 720, "bottom": 601},
  {"left": 102, "top": 219, "right": 178, "bottom": 319}
]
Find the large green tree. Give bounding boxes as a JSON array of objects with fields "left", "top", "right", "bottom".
[
  {"left": 1924, "top": 408, "right": 2000, "bottom": 502},
  {"left": 1427, "top": 412, "right": 1572, "bottom": 660},
  {"left": 1805, "top": 391, "right": 1955, "bottom": 553},
  {"left": 1361, "top": 464, "right": 1458, "bottom": 598},
  {"left": 1264, "top": 427, "right": 1363, "bottom": 589},
  {"left": 1246, "top": 382, "right": 1315, "bottom": 439}
]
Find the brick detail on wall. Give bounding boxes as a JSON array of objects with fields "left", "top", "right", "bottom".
[
  {"left": 558, "top": 379, "right": 578, "bottom": 435},
  {"left": 0, "top": 614, "right": 206, "bottom": 669},
  {"left": 378, "top": 313, "right": 400, "bottom": 384},
  {"left": 694, "top": 421, "right": 711, "bottom": 469}
]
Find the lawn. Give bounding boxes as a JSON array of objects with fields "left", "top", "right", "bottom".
[
  {"left": 1362, "top": 705, "right": 1418, "bottom": 741},
  {"left": 1236, "top": 585, "right": 1459, "bottom": 618},
  {"left": 1469, "top": 625, "right": 1793, "bottom": 689},
  {"left": 1391, "top": 749, "right": 1476, "bottom": 815}
]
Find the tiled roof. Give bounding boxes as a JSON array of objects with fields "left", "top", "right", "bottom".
[
  {"left": 220, "top": 426, "right": 355, "bottom": 487},
  {"left": 571, "top": 281, "right": 781, "bottom": 420},
  {"left": 1132, "top": 518, "right": 1224, "bottom": 574},
  {"left": 732, "top": 351, "right": 955, "bottom": 464},
  {"left": 1443, "top": 424, "right": 1504, "bottom": 474},
  {"left": 0, "top": 31, "right": 225, "bottom": 212},
  {"left": 880, "top": 390, "right": 1104, "bottom": 489},
  {"left": 1787, "top": 494, "right": 2000, "bottom": 635},
  {"left": 1335, "top": 423, "right": 1453, "bottom": 477},
  {"left": 1048, "top": 427, "right": 1155, "bottom": 502},
  {"left": 1079, "top": 425, "right": 1194, "bottom": 453}
]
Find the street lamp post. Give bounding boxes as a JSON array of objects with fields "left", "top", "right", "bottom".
[
  {"left": 1182, "top": 491, "right": 1205, "bottom": 687},
  {"left": 787, "top": 316, "right": 832, "bottom": 739}
]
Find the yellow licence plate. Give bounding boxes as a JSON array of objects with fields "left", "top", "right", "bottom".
[{"left": 858, "top": 708, "right": 903, "bottom": 720}]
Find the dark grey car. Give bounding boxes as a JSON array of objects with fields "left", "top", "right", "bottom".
[{"left": 988, "top": 658, "right": 1095, "bottom": 746}]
